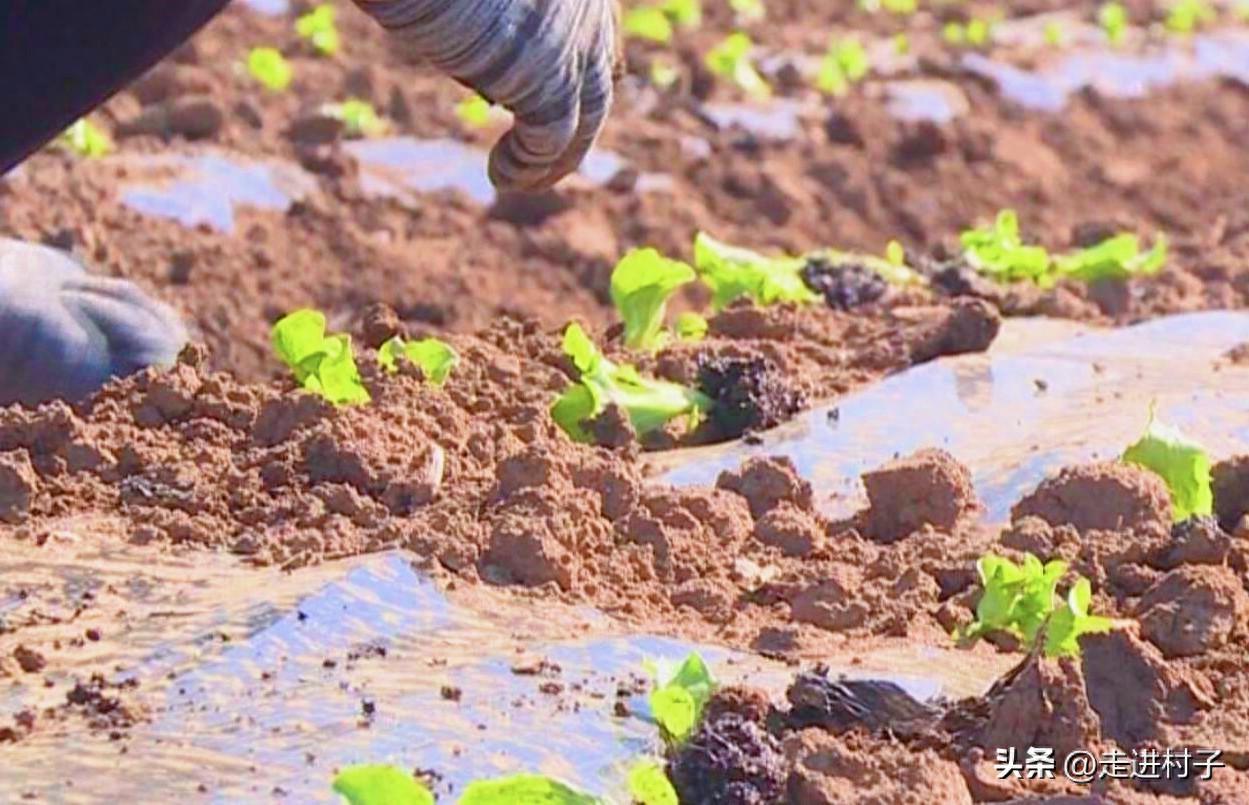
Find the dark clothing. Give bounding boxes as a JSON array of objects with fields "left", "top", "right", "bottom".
[{"left": 0, "top": 0, "right": 228, "bottom": 175}]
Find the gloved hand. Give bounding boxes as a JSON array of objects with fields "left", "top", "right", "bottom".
[
  {"left": 0, "top": 239, "right": 188, "bottom": 407},
  {"left": 355, "top": 0, "right": 621, "bottom": 191}
]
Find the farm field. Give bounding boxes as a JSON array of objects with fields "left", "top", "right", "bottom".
[{"left": 3, "top": 0, "right": 1249, "bottom": 802}]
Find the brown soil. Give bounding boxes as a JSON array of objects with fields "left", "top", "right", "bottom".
[{"left": 3, "top": 0, "right": 1249, "bottom": 800}]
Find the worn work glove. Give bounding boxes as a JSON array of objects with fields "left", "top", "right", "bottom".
[
  {"left": 355, "top": 0, "right": 621, "bottom": 191},
  {"left": 0, "top": 239, "right": 188, "bottom": 407}
]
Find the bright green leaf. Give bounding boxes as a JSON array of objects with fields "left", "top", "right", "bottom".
[
  {"left": 321, "top": 99, "right": 388, "bottom": 138},
  {"left": 705, "top": 33, "right": 770, "bottom": 98},
  {"left": 1044, "top": 577, "right": 1114, "bottom": 658},
  {"left": 296, "top": 4, "right": 340, "bottom": 56},
  {"left": 248, "top": 47, "right": 293, "bottom": 92},
  {"left": 693, "top": 232, "right": 818, "bottom": 309},
  {"left": 610, "top": 248, "right": 696, "bottom": 351},
  {"left": 1099, "top": 2, "right": 1128, "bottom": 46},
  {"left": 627, "top": 761, "right": 678, "bottom": 805},
  {"left": 551, "top": 324, "right": 711, "bottom": 442},
  {"left": 661, "top": 0, "right": 702, "bottom": 27},
  {"left": 332, "top": 764, "right": 434, "bottom": 805},
  {"left": 817, "top": 38, "right": 870, "bottom": 96},
  {"left": 458, "top": 773, "right": 598, "bottom": 805},
  {"left": 646, "top": 651, "right": 716, "bottom": 745},
  {"left": 271, "top": 309, "right": 370, "bottom": 406},
  {"left": 674, "top": 311, "right": 709, "bottom": 342},
  {"left": 1055, "top": 232, "right": 1167, "bottom": 283},
  {"left": 378, "top": 337, "right": 458, "bottom": 385},
  {"left": 58, "top": 119, "right": 112, "bottom": 158},
  {"left": 1165, "top": 0, "right": 1216, "bottom": 34},
  {"left": 1044, "top": 21, "right": 1065, "bottom": 47},
  {"left": 1123, "top": 412, "right": 1213, "bottom": 522},
  {"left": 624, "top": 6, "right": 674, "bottom": 43},
  {"left": 885, "top": 240, "right": 905, "bottom": 267},
  {"left": 960, "top": 210, "right": 1053, "bottom": 285}
]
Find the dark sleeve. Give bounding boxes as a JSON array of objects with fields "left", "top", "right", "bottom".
[{"left": 0, "top": 0, "right": 230, "bottom": 175}]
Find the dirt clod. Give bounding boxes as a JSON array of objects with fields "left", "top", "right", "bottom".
[
  {"left": 1012, "top": 462, "right": 1172, "bottom": 534},
  {"left": 862, "top": 449, "right": 978, "bottom": 542},
  {"left": 1136, "top": 565, "right": 1249, "bottom": 658}
]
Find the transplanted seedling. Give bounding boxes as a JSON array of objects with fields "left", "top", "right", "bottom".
[
  {"left": 296, "top": 3, "right": 340, "bottom": 56},
  {"left": 458, "top": 774, "right": 598, "bottom": 804},
  {"left": 646, "top": 651, "right": 717, "bottom": 745},
  {"left": 248, "top": 47, "right": 293, "bottom": 92},
  {"left": 694, "top": 232, "right": 818, "bottom": 309},
  {"left": 320, "top": 99, "right": 388, "bottom": 138},
  {"left": 1123, "top": 411, "right": 1213, "bottom": 522},
  {"left": 58, "top": 119, "right": 112, "bottom": 158},
  {"left": 817, "top": 38, "right": 870, "bottom": 96},
  {"left": 674, "top": 311, "right": 709, "bottom": 342},
  {"left": 959, "top": 553, "right": 1112, "bottom": 657},
  {"left": 960, "top": 210, "right": 1053, "bottom": 285},
  {"left": 1099, "top": 2, "right": 1129, "bottom": 46},
  {"left": 1165, "top": 0, "right": 1216, "bottom": 34},
  {"left": 332, "top": 764, "right": 434, "bottom": 805},
  {"left": 550, "top": 323, "right": 711, "bottom": 442},
  {"left": 610, "top": 248, "right": 696, "bottom": 351},
  {"left": 378, "top": 336, "right": 459, "bottom": 386},
  {"left": 624, "top": 6, "right": 675, "bottom": 43},
  {"left": 1055, "top": 232, "right": 1167, "bottom": 283},
  {"left": 705, "top": 33, "right": 771, "bottom": 98},
  {"left": 271, "top": 309, "right": 370, "bottom": 405}
]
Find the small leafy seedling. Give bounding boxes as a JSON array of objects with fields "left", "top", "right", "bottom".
[
  {"left": 662, "top": 0, "right": 703, "bottom": 28},
  {"left": 271, "top": 309, "right": 370, "bottom": 406},
  {"left": 960, "top": 210, "right": 1053, "bottom": 286},
  {"left": 296, "top": 4, "right": 340, "bottom": 56},
  {"left": 1055, "top": 232, "right": 1167, "bottom": 283},
  {"left": 378, "top": 337, "right": 458, "bottom": 386},
  {"left": 610, "top": 249, "right": 696, "bottom": 351},
  {"left": 959, "top": 553, "right": 1112, "bottom": 658},
  {"left": 459, "top": 774, "right": 598, "bottom": 804},
  {"left": 1099, "top": 2, "right": 1129, "bottom": 46},
  {"left": 1123, "top": 411, "right": 1213, "bottom": 522},
  {"left": 817, "top": 38, "right": 870, "bottom": 96},
  {"left": 551, "top": 324, "right": 711, "bottom": 442},
  {"left": 624, "top": 6, "right": 675, "bottom": 43},
  {"left": 248, "top": 47, "right": 293, "bottom": 92},
  {"left": 1165, "top": 0, "right": 1216, "bottom": 34},
  {"left": 694, "top": 232, "right": 818, "bottom": 309},
  {"left": 58, "top": 119, "right": 112, "bottom": 158},
  {"left": 455, "top": 94, "right": 507, "bottom": 129},
  {"left": 646, "top": 651, "right": 716, "bottom": 745},
  {"left": 320, "top": 99, "right": 388, "bottom": 138},
  {"left": 1044, "top": 21, "right": 1065, "bottom": 47},
  {"left": 705, "top": 33, "right": 771, "bottom": 99},
  {"left": 628, "top": 761, "right": 679, "bottom": 805},
  {"left": 332, "top": 764, "right": 434, "bottom": 805}
]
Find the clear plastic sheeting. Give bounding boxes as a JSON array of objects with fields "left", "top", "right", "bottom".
[{"left": 655, "top": 312, "right": 1249, "bottom": 522}]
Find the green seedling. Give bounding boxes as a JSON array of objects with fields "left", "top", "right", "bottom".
[
  {"left": 551, "top": 323, "right": 711, "bottom": 442},
  {"left": 248, "top": 47, "right": 293, "bottom": 92},
  {"left": 1044, "top": 21, "right": 1065, "bottom": 47},
  {"left": 661, "top": 0, "right": 702, "bottom": 27},
  {"left": 1044, "top": 578, "right": 1114, "bottom": 658},
  {"left": 624, "top": 6, "right": 675, "bottom": 43},
  {"left": 858, "top": 0, "right": 918, "bottom": 13},
  {"left": 674, "top": 311, "right": 709, "bottom": 342},
  {"left": 646, "top": 652, "right": 716, "bottom": 745},
  {"left": 332, "top": 765, "right": 434, "bottom": 805},
  {"left": 959, "top": 553, "right": 1113, "bottom": 658},
  {"left": 944, "top": 17, "right": 994, "bottom": 48},
  {"left": 320, "top": 99, "right": 388, "bottom": 138},
  {"left": 296, "top": 4, "right": 340, "bottom": 56},
  {"left": 885, "top": 240, "right": 905, "bottom": 267},
  {"left": 610, "top": 248, "right": 696, "bottom": 351},
  {"left": 378, "top": 336, "right": 458, "bottom": 386},
  {"left": 1099, "top": 2, "right": 1128, "bottom": 46},
  {"left": 817, "top": 38, "right": 870, "bottom": 96},
  {"left": 628, "top": 761, "right": 679, "bottom": 805},
  {"left": 1165, "top": 0, "right": 1216, "bottom": 34},
  {"left": 705, "top": 33, "right": 771, "bottom": 98},
  {"left": 730, "top": 0, "right": 766, "bottom": 22},
  {"left": 271, "top": 309, "right": 370, "bottom": 406},
  {"left": 1123, "top": 411, "right": 1213, "bottom": 522},
  {"left": 893, "top": 33, "right": 911, "bottom": 55},
  {"left": 58, "top": 119, "right": 112, "bottom": 158},
  {"left": 961, "top": 553, "right": 1068, "bottom": 645},
  {"left": 694, "top": 232, "right": 818, "bottom": 309},
  {"left": 960, "top": 210, "right": 1053, "bottom": 285},
  {"left": 1055, "top": 232, "right": 1167, "bottom": 283}
]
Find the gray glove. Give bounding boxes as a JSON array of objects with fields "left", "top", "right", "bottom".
[
  {"left": 356, "top": 0, "right": 621, "bottom": 190},
  {"left": 0, "top": 239, "right": 188, "bottom": 407}
]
